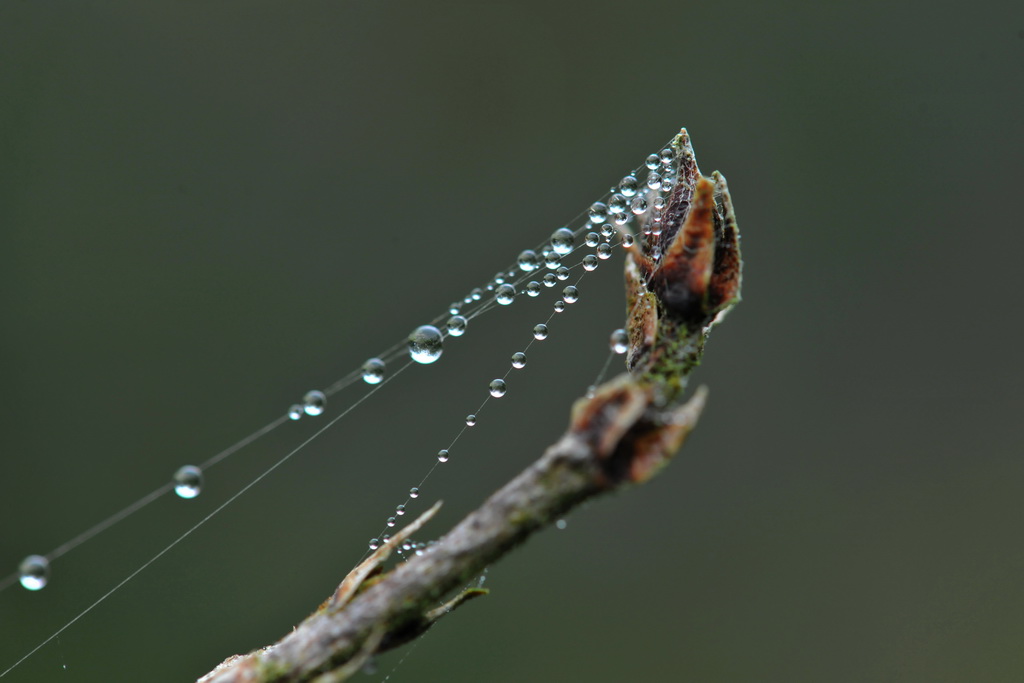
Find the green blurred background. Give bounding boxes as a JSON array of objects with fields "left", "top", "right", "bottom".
[{"left": 2, "top": 1, "right": 1022, "bottom": 681}]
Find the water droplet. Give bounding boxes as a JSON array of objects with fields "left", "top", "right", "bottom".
[
  {"left": 465, "top": 414, "right": 477, "bottom": 426},
  {"left": 409, "top": 487, "right": 420, "bottom": 499},
  {"left": 596, "top": 243, "right": 613, "bottom": 259},
  {"left": 614, "top": 212, "right": 631, "bottom": 225},
  {"left": 621, "top": 234, "right": 635, "bottom": 247},
  {"left": 630, "top": 197, "right": 648, "bottom": 215},
  {"left": 553, "top": 300, "right": 566, "bottom": 312},
  {"left": 494, "top": 284, "right": 516, "bottom": 305},
  {"left": 449, "top": 302, "right": 461, "bottom": 315},
  {"left": 544, "top": 251, "right": 562, "bottom": 270},
  {"left": 303, "top": 390, "right": 326, "bottom": 416},
  {"left": 437, "top": 449, "right": 450, "bottom": 462},
  {"left": 396, "top": 504, "right": 406, "bottom": 516},
  {"left": 511, "top": 352, "right": 527, "bottom": 369},
  {"left": 173, "top": 465, "right": 203, "bottom": 499},
  {"left": 646, "top": 171, "right": 662, "bottom": 189},
  {"left": 601, "top": 223, "right": 616, "bottom": 238},
  {"left": 408, "top": 325, "right": 444, "bottom": 364},
  {"left": 369, "top": 538, "right": 380, "bottom": 550},
  {"left": 446, "top": 315, "right": 468, "bottom": 337},
  {"left": 555, "top": 266, "right": 570, "bottom": 281},
  {"left": 550, "top": 227, "right": 575, "bottom": 255},
  {"left": 588, "top": 202, "right": 608, "bottom": 224},
  {"left": 533, "top": 324, "right": 549, "bottom": 340},
  {"left": 653, "top": 195, "right": 667, "bottom": 210},
  {"left": 659, "top": 147, "right": 674, "bottom": 165},
  {"left": 18, "top": 555, "right": 49, "bottom": 591},
  {"left": 470, "top": 288, "right": 483, "bottom": 301},
  {"left": 489, "top": 379, "right": 507, "bottom": 398},
  {"left": 562, "top": 286, "right": 579, "bottom": 303},
  {"left": 542, "top": 273, "right": 558, "bottom": 287},
  {"left": 645, "top": 153, "right": 661, "bottom": 170},
  {"left": 618, "top": 175, "right": 639, "bottom": 197},
  {"left": 386, "top": 517, "right": 396, "bottom": 528},
  {"left": 585, "top": 232, "right": 600, "bottom": 248},
  {"left": 517, "top": 249, "right": 540, "bottom": 272},
  {"left": 610, "top": 329, "right": 629, "bottom": 354},
  {"left": 526, "top": 281, "right": 541, "bottom": 297},
  {"left": 608, "top": 193, "right": 627, "bottom": 215},
  {"left": 555, "top": 519, "right": 567, "bottom": 530},
  {"left": 582, "top": 254, "right": 599, "bottom": 271},
  {"left": 287, "top": 404, "right": 304, "bottom": 420},
  {"left": 362, "top": 358, "right": 386, "bottom": 384}
]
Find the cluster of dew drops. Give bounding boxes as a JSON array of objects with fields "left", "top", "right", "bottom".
[
  {"left": 12, "top": 144, "right": 681, "bottom": 592},
  {"left": 351, "top": 147, "right": 681, "bottom": 557}
]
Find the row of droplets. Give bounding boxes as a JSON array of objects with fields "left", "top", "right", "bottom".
[{"left": 7, "top": 138, "right": 681, "bottom": 592}]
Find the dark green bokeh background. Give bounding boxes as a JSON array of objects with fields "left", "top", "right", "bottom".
[{"left": 2, "top": 1, "right": 1022, "bottom": 681}]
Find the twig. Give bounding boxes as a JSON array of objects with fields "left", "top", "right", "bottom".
[{"left": 198, "top": 128, "right": 741, "bottom": 683}]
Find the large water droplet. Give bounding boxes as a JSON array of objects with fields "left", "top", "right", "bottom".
[
  {"left": 303, "top": 390, "right": 326, "bottom": 416},
  {"left": 369, "top": 538, "right": 380, "bottom": 550},
  {"left": 555, "top": 266, "right": 570, "bottom": 281},
  {"left": 589, "top": 202, "right": 608, "bottom": 224},
  {"left": 544, "top": 251, "right": 562, "bottom": 270},
  {"left": 511, "top": 352, "right": 527, "bottom": 369},
  {"left": 562, "top": 286, "right": 579, "bottom": 303},
  {"left": 618, "top": 175, "right": 639, "bottom": 197},
  {"left": 362, "top": 358, "right": 386, "bottom": 384},
  {"left": 409, "top": 487, "right": 420, "bottom": 499},
  {"left": 596, "top": 243, "right": 613, "bottom": 259},
  {"left": 585, "top": 232, "right": 601, "bottom": 248},
  {"left": 621, "top": 234, "right": 635, "bottom": 247},
  {"left": 173, "top": 465, "right": 203, "bottom": 499},
  {"left": 608, "top": 194, "right": 627, "bottom": 215},
  {"left": 645, "top": 154, "right": 661, "bottom": 170},
  {"left": 659, "top": 147, "right": 674, "bottom": 165},
  {"left": 610, "top": 329, "right": 629, "bottom": 354},
  {"left": 526, "top": 281, "right": 541, "bottom": 297},
  {"left": 494, "top": 284, "right": 516, "bottom": 305},
  {"left": 542, "top": 273, "right": 558, "bottom": 287},
  {"left": 533, "top": 323, "right": 549, "bottom": 340},
  {"left": 465, "top": 414, "right": 477, "bottom": 426},
  {"left": 446, "top": 315, "right": 468, "bottom": 337},
  {"left": 553, "top": 300, "right": 566, "bottom": 313},
  {"left": 19, "top": 555, "right": 49, "bottom": 591},
  {"left": 437, "top": 449, "right": 450, "bottom": 462},
  {"left": 288, "top": 404, "right": 304, "bottom": 420},
  {"left": 489, "top": 379, "right": 507, "bottom": 398},
  {"left": 630, "top": 197, "right": 648, "bottom": 215},
  {"left": 517, "top": 249, "right": 540, "bottom": 272},
  {"left": 550, "top": 227, "right": 575, "bottom": 255},
  {"left": 646, "top": 171, "right": 662, "bottom": 189},
  {"left": 582, "top": 254, "right": 599, "bottom": 271},
  {"left": 408, "top": 325, "right": 444, "bottom": 364}
]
